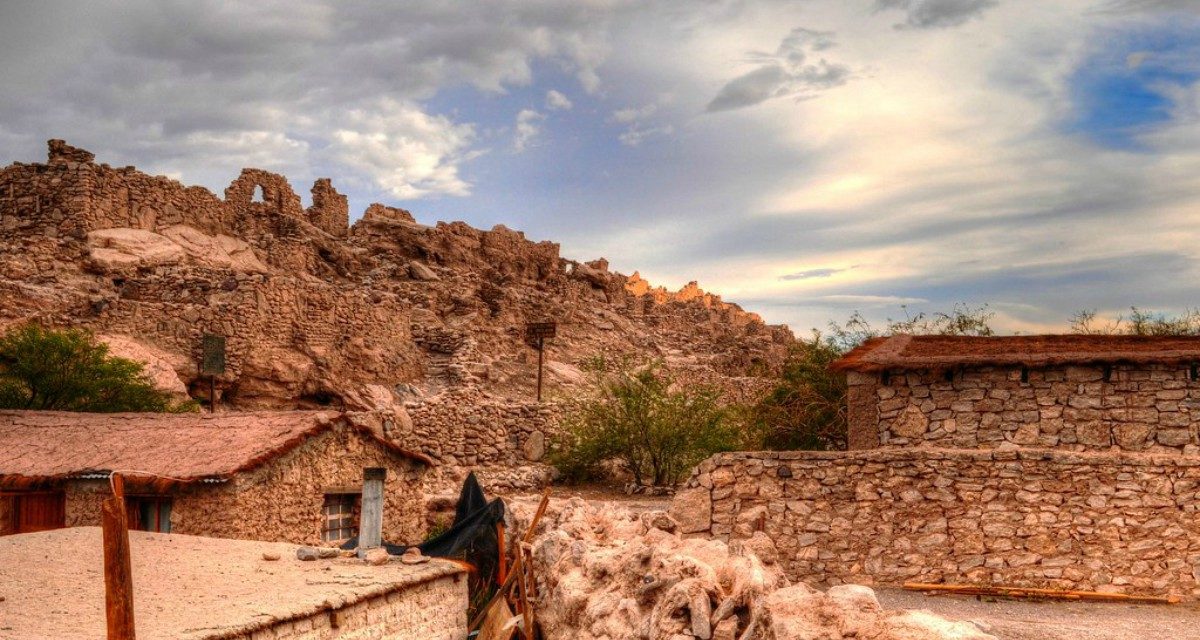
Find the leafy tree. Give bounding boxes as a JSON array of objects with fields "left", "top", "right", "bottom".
[
  {"left": 1070, "top": 307, "right": 1200, "bottom": 336},
  {"left": 749, "top": 335, "right": 848, "bottom": 451},
  {"left": 0, "top": 324, "right": 196, "bottom": 413},
  {"left": 550, "top": 356, "right": 744, "bottom": 486},
  {"left": 752, "top": 304, "right": 995, "bottom": 451}
]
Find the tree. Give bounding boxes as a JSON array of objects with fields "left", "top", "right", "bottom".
[
  {"left": 0, "top": 324, "right": 196, "bottom": 413},
  {"left": 549, "top": 356, "right": 744, "bottom": 486},
  {"left": 752, "top": 304, "right": 995, "bottom": 451}
]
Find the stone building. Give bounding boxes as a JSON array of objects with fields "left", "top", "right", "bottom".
[
  {"left": 0, "top": 410, "right": 431, "bottom": 545},
  {"left": 832, "top": 334, "right": 1200, "bottom": 453}
]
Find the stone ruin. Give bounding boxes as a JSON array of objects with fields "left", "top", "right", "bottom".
[{"left": 0, "top": 139, "right": 794, "bottom": 490}]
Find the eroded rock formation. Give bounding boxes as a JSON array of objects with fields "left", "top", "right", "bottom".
[{"left": 0, "top": 140, "right": 793, "bottom": 410}]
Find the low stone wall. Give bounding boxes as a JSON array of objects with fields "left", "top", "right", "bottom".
[
  {"left": 220, "top": 571, "right": 467, "bottom": 640},
  {"left": 673, "top": 448, "right": 1200, "bottom": 598}
]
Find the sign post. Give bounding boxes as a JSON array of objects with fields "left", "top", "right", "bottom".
[
  {"left": 524, "top": 322, "right": 557, "bottom": 402},
  {"left": 200, "top": 334, "right": 226, "bottom": 412}
]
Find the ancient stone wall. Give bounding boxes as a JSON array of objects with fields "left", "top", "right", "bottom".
[
  {"left": 402, "top": 389, "right": 560, "bottom": 492},
  {"left": 65, "top": 422, "right": 428, "bottom": 545},
  {"left": 849, "top": 364, "right": 1200, "bottom": 454},
  {"left": 82, "top": 270, "right": 424, "bottom": 407},
  {"left": 674, "top": 449, "right": 1200, "bottom": 598}
]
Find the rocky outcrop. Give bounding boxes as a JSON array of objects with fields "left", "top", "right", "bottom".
[
  {"left": 0, "top": 140, "right": 793, "bottom": 410},
  {"left": 513, "top": 497, "right": 994, "bottom": 640}
]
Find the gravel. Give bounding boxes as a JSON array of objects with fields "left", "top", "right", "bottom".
[{"left": 877, "top": 587, "right": 1200, "bottom": 640}]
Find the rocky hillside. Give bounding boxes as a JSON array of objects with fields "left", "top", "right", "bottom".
[{"left": 0, "top": 140, "right": 793, "bottom": 410}]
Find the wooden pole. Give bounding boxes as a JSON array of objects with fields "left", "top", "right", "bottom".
[
  {"left": 468, "top": 490, "right": 552, "bottom": 634},
  {"left": 102, "top": 473, "right": 136, "bottom": 640},
  {"left": 535, "top": 336, "right": 544, "bottom": 403},
  {"left": 902, "top": 582, "right": 1181, "bottom": 605},
  {"left": 358, "top": 468, "right": 386, "bottom": 558}
]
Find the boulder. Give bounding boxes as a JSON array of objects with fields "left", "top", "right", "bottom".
[
  {"left": 670, "top": 487, "right": 712, "bottom": 534},
  {"left": 87, "top": 228, "right": 185, "bottom": 272},
  {"left": 98, "top": 334, "right": 190, "bottom": 399}
]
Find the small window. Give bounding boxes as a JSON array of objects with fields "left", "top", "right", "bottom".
[
  {"left": 321, "top": 493, "right": 360, "bottom": 543},
  {"left": 127, "top": 497, "right": 172, "bottom": 533}
]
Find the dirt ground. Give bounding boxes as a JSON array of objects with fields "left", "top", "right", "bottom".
[{"left": 877, "top": 588, "right": 1200, "bottom": 640}]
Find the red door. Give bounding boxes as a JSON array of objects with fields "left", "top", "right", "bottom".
[{"left": 15, "top": 492, "right": 66, "bottom": 533}]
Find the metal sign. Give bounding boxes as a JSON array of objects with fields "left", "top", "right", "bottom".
[
  {"left": 200, "top": 334, "right": 227, "bottom": 376},
  {"left": 525, "top": 321, "right": 557, "bottom": 341}
]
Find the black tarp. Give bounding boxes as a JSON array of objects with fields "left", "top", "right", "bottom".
[{"left": 341, "top": 472, "right": 506, "bottom": 590}]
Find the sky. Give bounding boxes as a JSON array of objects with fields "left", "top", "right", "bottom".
[{"left": 2, "top": 0, "right": 1200, "bottom": 335}]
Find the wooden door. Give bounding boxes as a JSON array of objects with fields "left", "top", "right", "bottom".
[{"left": 15, "top": 492, "right": 66, "bottom": 533}]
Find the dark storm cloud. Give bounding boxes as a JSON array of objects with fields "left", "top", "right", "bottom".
[
  {"left": 874, "top": 0, "right": 998, "bottom": 29},
  {"left": 706, "top": 28, "right": 851, "bottom": 112}
]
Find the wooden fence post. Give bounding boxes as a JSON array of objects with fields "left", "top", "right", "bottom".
[{"left": 102, "top": 473, "right": 136, "bottom": 640}]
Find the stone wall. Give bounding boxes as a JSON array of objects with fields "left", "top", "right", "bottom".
[
  {"left": 64, "top": 421, "right": 428, "bottom": 545},
  {"left": 218, "top": 570, "right": 467, "bottom": 640},
  {"left": 402, "top": 388, "right": 560, "bottom": 492},
  {"left": 674, "top": 448, "right": 1200, "bottom": 598},
  {"left": 847, "top": 364, "right": 1200, "bottom": 454}
]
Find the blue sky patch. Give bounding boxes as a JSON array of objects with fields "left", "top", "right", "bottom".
[{"left": 1067, "top": 19, "right": 1200, "bottom": 150}]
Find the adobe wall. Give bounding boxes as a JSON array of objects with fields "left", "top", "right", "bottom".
[
  {"left": 65, "top": 422, "right": 428, "bottom": 545},
  {"left": 848, "top": 364, "right": 1200, "bottom": 454},
  {"left": 218, "top": 571, "right": 467, "bottom": 640},
  {"left": 674, "top": 449, "right": 1200, "bottom": 598}
]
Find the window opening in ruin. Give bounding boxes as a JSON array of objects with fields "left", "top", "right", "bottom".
[
  {"left": 1190, "top": 364, "right": 1199, "bottom": 381},
  {"left": 321, "top": 493, "right": 360, "bottom": 543},
  {"left": 127, "top": 496, "right": 172, "bottom": 533},
  {"left": 1020, "top": 367, "right": 1029, "bottom": 383},
  {"left": 1102, "top": 364, "right": 1113, "bottom": 382},
  {"left": 880, "top": 371, "right": 890, "bottom": 385},
  {"left": 943, "top": 369, "right": 954, "bottom": 383},
  {"left": 251, "top": 185, "right": 266, "bottom": 203}
]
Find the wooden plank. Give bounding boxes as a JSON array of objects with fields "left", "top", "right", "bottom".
[
  {"left": 476, "top": 596, "right": 518, "bottom": 640},
  {"left": 103, "top": 474, "right": 136, "bottom": 639},
  {"left": 357, "top": 468, "right": 385, "bottom": 557},
  {"left": 902, "top": 582, "right": 1181, "bottom": 605},
  {"left": 512, "top": 542, "right": 533, "bottom": 640}
]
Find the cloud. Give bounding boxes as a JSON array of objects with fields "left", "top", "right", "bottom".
[
  {"left": 817, "top": 295, "right": 929, "bottom": 306},
  {"left": 780, "top": 267, "right": 853, "bottom": 280},
  {"left": 513, "top": 109, "right": 545, "bottom": 152},
  {"left": 706, "top": 28, "right": 851, "bottom": 112},
  {"left": 618, "top": 124, "right": 675, "bottom": 146},
  {"left": 874, "top": 0, "right": 998, "bottom": 29},
  {"left": 612, "top": 104, "right": 658, "bottom": 123},
  {"left": 1098, "top": 0, "right": 1200, "bottom": 13},
  {"left": 545, "top": 89, "right": 573, "bottom": 111},
  {"left": 0, "top": 0, "right": 627, "bottom": 200},
  {"left": 327, "top": 99, "right": 477, "bottom": 198}
]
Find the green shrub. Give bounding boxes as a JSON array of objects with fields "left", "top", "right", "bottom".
[
  {"left": 0, "top": 324, "right": 197, "bottom": 413},
  {"left": 751, "top": 304, "right": 995, "bottom": 451},
  {"left": 549, "top": 357, "right": 743, "bottom": 487}
]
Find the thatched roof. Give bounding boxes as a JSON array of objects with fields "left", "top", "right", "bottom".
[
  {"left": 0, "top": 410, "right": 431, "bottom": 490},
  {"left": 830, "top": 334, "right": 1200, "bottom": 373}
]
